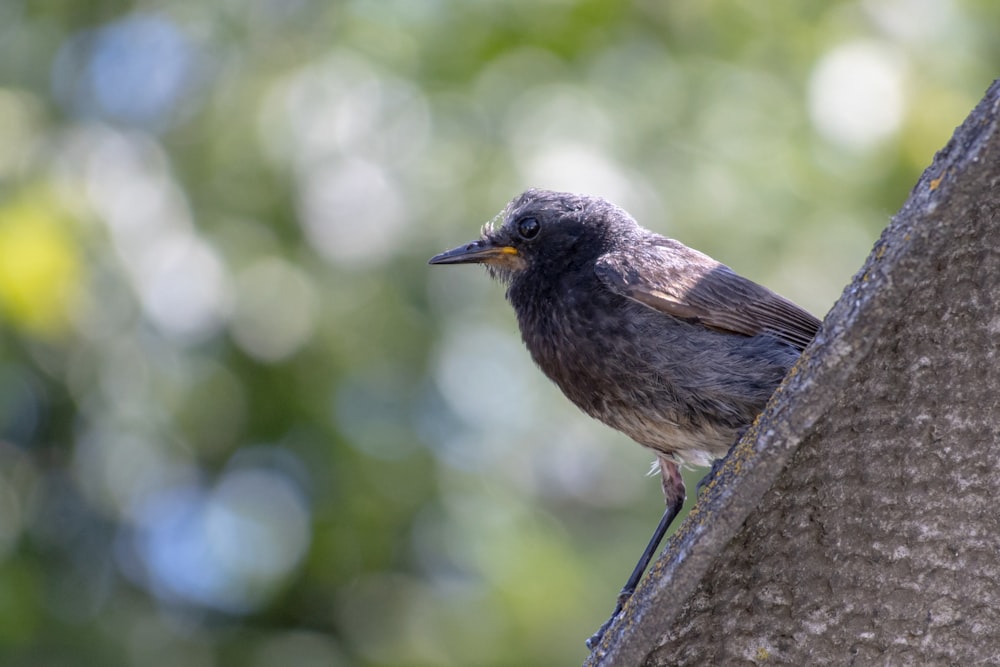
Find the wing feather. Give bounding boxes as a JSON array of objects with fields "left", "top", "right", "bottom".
[{"left": 595, "top": 237, "right": 820, "bottom": 350}]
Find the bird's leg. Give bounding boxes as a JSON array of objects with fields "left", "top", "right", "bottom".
[{"left": 586, "top": 457, "right": 686, "bottom": 650}]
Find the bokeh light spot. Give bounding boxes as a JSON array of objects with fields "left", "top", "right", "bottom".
[
  {"left": 0, "top": 196, "right": 81, "bottom": 336},
  {"left": 231, "top": 257, "right": 318, "bottom": 363},
  {"left": 297, "top": 158, "right": 405, "bottom": 268},
  {"left": 131, "top": 462, "right": 311, "bottom": 613},
  {"left": 52, "top": 13, "right": 199, "bottom": 129},
  {"left": 204, "top": 467, "right": 311, "bottom": 584},
  {"left": 809, "top": 41, "right": 908, "bottom": 151},
  {"left": 137, "top": 232, "right": 230, "bottom": 343}
]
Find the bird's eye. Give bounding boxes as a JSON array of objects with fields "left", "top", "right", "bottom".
[{"left": 517, "top": 216, "right": 540, "bottom": 240}]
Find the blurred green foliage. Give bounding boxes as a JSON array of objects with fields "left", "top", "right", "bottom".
[{"left": 0, "top": 0, "right": 995, "bottom": 665}]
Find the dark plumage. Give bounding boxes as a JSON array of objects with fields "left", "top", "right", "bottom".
[{"left": 429, "top": 189, "right": 820, "bottom": 646}]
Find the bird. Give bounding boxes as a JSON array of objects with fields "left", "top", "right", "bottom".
[{"left": 429, "top": 189, "right": 820, "bottom": 647}]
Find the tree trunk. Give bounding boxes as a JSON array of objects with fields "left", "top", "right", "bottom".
[{"left": 585, "top": 79, "right": 1000, "bottom": 666}]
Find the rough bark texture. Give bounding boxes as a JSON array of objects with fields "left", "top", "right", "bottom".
[{"left": 585, "top": 79, "right": 1000, "bottom": 667}]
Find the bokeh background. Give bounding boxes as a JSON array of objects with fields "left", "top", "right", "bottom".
[{"left": 0, "top": 1, "right": 996, "bottom": 665}]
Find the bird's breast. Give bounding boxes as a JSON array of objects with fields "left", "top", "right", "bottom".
[{"left": 511, "top": 281, "right": 666, "bottom": 415}]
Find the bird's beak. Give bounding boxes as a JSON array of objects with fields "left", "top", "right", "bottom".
[{"left": 428, "top": 239, "right": 520, "bottom": 265}]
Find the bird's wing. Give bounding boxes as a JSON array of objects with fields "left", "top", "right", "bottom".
[{"left": 594, "top": 237, "right": 820, "bottom": 350}]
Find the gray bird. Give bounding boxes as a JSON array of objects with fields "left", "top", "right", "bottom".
[{"left": 429, "top": 189, "right": 820, "bottom": 646}]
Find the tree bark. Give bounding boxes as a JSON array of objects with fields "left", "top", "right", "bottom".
[{"left": 585, "top": 79, "right": 1000, "bottom": 666}]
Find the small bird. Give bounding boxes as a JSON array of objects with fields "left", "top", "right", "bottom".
[{"left": 429, "top": 189, "right": 820, "bottom": 647}]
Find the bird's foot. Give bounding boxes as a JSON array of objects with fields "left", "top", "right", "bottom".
[
  {"left": 695, "top": 425, "right": 750, "bottom": 496},
  {"left": 695, "top": 456, "right": 727, "bottom": 495},
  {"left": 585, "top": 592, "right": 629, "bottom": 650}
]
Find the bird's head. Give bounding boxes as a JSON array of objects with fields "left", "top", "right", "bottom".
[{"left": 429, "top": 189, "right": 638, "bottom": 284}]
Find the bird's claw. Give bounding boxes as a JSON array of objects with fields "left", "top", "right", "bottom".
[
  {"left": 585, "top": 593, "right": 630, "bottom": 650},
  {"left": 586, "top": 614, "right": 615, "bottom": 651},
  {"left": 695, "top": 456, "right": 727, "bottom": 495}
]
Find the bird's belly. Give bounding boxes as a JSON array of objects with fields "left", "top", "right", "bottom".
[
  {"left": 606, "top": 412, "right": 737, "bottom": 467},
  {"left": 519, "top": 296, "right": 785, "bottom": 465}
]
